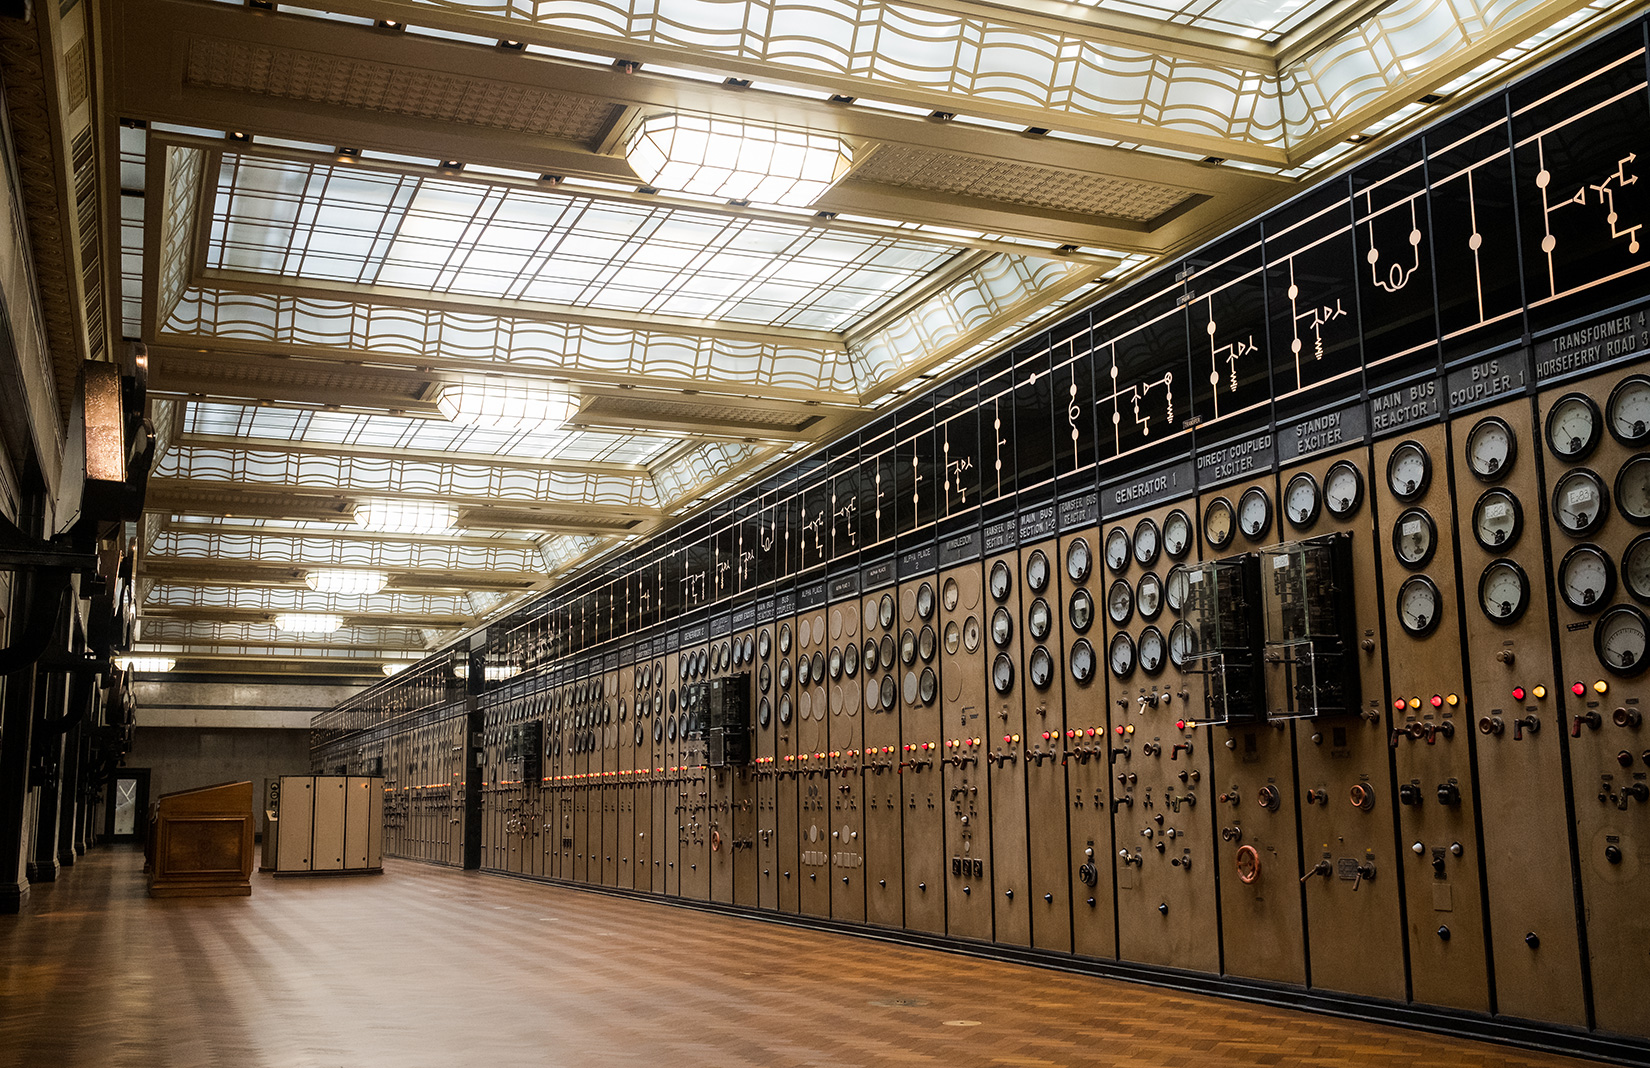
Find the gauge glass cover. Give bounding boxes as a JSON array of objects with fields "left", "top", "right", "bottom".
[
  {"left": 1387, "top": 441, "right": 1431, "bottom": 501},
  {"left": 1478, "top": 560, "right": 1530, "bottom": 624},
  {"left": 1558, "top": 545, "right": 1615, "bottom": 613},
  {"left": 1465, "top": 417, "right": 1516, "bottom": 481},
  {"left": 1284, "top": 473, "right": 1321, "bottom": 529},
  {"left": 1133, "top": 518, "right": 1161, "bottom": 567},
  {"left": 1163, "top": 510, "right": 1192, "bottom": 559},
  {"left": 1066, "top": 539, "right": 1092, "bottom": 581},
  {"left": 1546, "top": 393, "right": 1601, "bottom": 461},
  {"left": 1203, "top": 498, "right": 1235, "bottom": 549},
  {"left": 1551, "top": 469, "right": 1609, "bottom": 536},
  {"left": 1107, "top": 579, "right": 1134, "bottom": 625},
  {"left": 1471, "top": 489, "right": 1523, "bottom": 552},
  {"left": 1238, "top": 486, "right": 1271, "bottom": 539},
  {"left": 1392, "top": 508, "right": 1437, "bottom": 569}
]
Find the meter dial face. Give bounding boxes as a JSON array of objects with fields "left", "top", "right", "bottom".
[
  {"left": 843, "top": 641, "right": 859, "bottom": 678},
  {"left": 962, "top": 615, "right": 982, "bottom": 653},
  {"left": 759, "top": 664, "right": 772, "bottom": 694},
  {"left": 1465, "top": 416, "right": 1517, "bottom": 481},
  {"left": 942, "top": 577, "right": 960, "bottom": 612},
  {"left": 1203, "top": 497, "right": 1235, "bottom": 550},
  {"left": 1607, "top": 374, "right": 1650, "bottom": 446},
  {"left": 991, "top": 607, "right": 1014, "bottom": 648},
  {"left": 779, "top": 659, "right": 793, "bottom": 689},
  {"left": 1551, "top": 468, "right": 1609, "bottom": 537},
  {"left": 1028, "top": 598, "right": 1052, "bottom": 641},
  {"left": 1137, "top": 572, "right": 1163, "bottom": 621},
  {"left": 1169, "top": 620, "right": 1196, "bottom": 669},
  {"left": 1133, "top": 518, "right": 1161, "bottom": 567},
  {"left": 1397, "top": 576, "right": 1442, "bottom": 637},
  {"left": 944, "top": 621, "right": 961, "bottom": 655},
  {"left": 992, "top": 653, "right": 1015, "bottom": 694},
  {"left": 1163, "top": 509, "right": 1193, "bottom": 559},
  {"left": 900, "top": 629, "right": 917, "bottom": 666},
  {"left": 1029, "top": 646, "right": 1054, "bottom": 691},
  {"left": 1107, "top": 579, "right": 1134, "bottom": 626},
  {"left": 828, "top": 646, "right": 843, "bottom": 680},
  {"left": 879, "top": 594, "right": 896, "bottom": 629},
  {"left": 1626, "top": 535, "right": 1650, "bottom": 604},
  {"left": 1238, "top": 486, "right": 1271, "bottom": 540},
  {"left": 919, "top": 626, "right": 936, "bottom": 662},
  {"left": 919, "top": 668, "right": 937, "bottom": 705},
  {"left": 654, "top": 663, "right": 664, "bottom": 689},
  {"left": 1166, "top": 565, "right": 1189, "bottom": 613},
  {"left": 1615, "top": 455, "right": 1650, "bottom": 525},
  {"left": 1471, "top": 488, "right": 1523, "bottom": 552},
  {"left": 1387, "top": 441, "right": 1431, "bottom": 501},
  {"left": 1069, "top": 588, "right": 1094, "bottom": 632},
  {"left": 778, "top": 695, "right": 793, "bottom": 726},
  {"left": 1026, "top": 551, "right": 1050, "bottom": 594},
  {"left": 796, "top": 655, "right": 811, "bottom": 687},
  {"left": 779, "top": 624, "right": 792, "bottom": 655},
  {"left": 1138, "top": 625, "right": 1166, "bottom": 676},
  {"left": 989, "top": 561, "right": 1012, "bottom": 602},
  {"left": 861, "top": 638, "right": 878, "bottom": 673},
  {"left": 916, "top": 582, "right": 936, "bottom": 620},
  {"left": 1478, "top": 560, "right": 1530, "bottom": 624},
  {"left": 1284, "top": 472, "right": 1321, "bottom": 530},
  {"left": 1108, "top": 631, "right": 1136, "bottom": 678},
  {"left": 1069, "top": 639, "right": 1096, "bottom": 685},
  {"left": 758, "top": 698, "right": 772, "bottom": 729},
  {"left": 1546, "top": 393, "right": 1601, "bottom": 461},
  {"left": 1324, "top": 461, "right": 1365, "bottom": 519},
  {"left": 1558, "top": 544, "right": 1615, "bottom": 613},
  {"left": 1104, "top": 527, "right": 1131, "bottom": 573},
  {"left": 880, "top": 675, "right": 897, "bottom": 711},
  {"left": 1066, "top": 538, "right": 1092, "bottom": 582},
  {"left": 879, "top": 634, "right": 895, "bottom": 670},
  {"left": 1392, "top": 508, "right": 1438, "bottom": 569},
  {"left": 1595, "top": 605, "right": 1648, "bottom": 677}
]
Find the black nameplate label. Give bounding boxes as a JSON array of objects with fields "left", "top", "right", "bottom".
[
  {"left": 1059, "top": 491, "right": 1099, "bottom": 533},
  {"left": 775, "top": 590, "right": 797, "bottom": 616},
  {"left": 1018, "top": 503, "right": 1058, "bottom": 544},
  {"left": 1279, "top": 402, "right": 1366, "bottom": 462},
  {"left": 679, "top": 623, "right": 708, "bottom": 646},
  {"left": 755, "top": 599, "right": 777, "bottom": 625},
  {"left": 711, "top": 612, "right": 732, "bottom": 636},
  {"left": 898, "top": 544, "right": 937, "bottom": 580},
  {"left": 829, "top": 573, "right": 860, "bottom": 600},
  {"left": 797, "top": 578, "right": 829, "bottom": 610},
  {"left": 1102, "top": 460, "right": 1194, "bottom": 516},
  {"left": 1197, "top": 432, "right": 1275, "bottom": 489},
  {"left": 938, "top": 528, "right": 981, "bottom": 567},
  {"left": 1533, "top": 303, "right": 1648, "bottom": 383},
  {"left": 731, "top": 605, "right": 757, "bottom": 631},
  {"left": 664, "top": 631, "right": 680, "bottom": 653},
  {"left": 983, "top": 517, "right": 1017, "bottom": 554},
  {"left": 603, "top": 651, "right": 619, "bottom": 673},
  {"left": 1446, "top": 352, "right": 1527, "bottom": 413},
  {"left": 860, "top": 558, "right": 897, "bottom": 590},
  {"left": 1369, "top": 378, "right": 1441, "bottom": 434}
]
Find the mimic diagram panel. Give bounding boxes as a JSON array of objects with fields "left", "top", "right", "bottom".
[{"left": 310, "top": 19, "right": 1650, "bottom": 1053}]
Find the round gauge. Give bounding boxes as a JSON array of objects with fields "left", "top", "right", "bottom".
[
  {"left": 1465, "top": 417, "right": 1517, "bottom": 481},
  {"left": 1386, "top": 441, "right": 1431, "bottom": 502},
  {"left": 1478, "top": 560, "right": 1531, "bottom": 625},
  {"left": 1324, "top": 461, "right": 1364, "bottom": 519},
  {"left": 653, "top": 663, "right": 664, "bottom": 688},
  {"left": 843, "top": 640, "right": 859, "bottom": 677},
  {"left": 1615, "top": 455, "right": 1650, "bottom": 525},
  {"left": 1105, "top": 527, "right": 1131, "bottom": 573},
  {"left": 1203, "top": 497, "right": 1235, "bottom": 550},
  {"left": 1137, "top": 572, "right": 1163, "bottom": 620},
  {"left": 1546, "top": 393, "right": 1601, "bottom": 461},
  {"left": 634, "top": 666, "right": 645, "bottom": 689},
  {"left": 1069, "top": 639, "right": 1096, "bottom": 685},
  {"left": 1163, "top": 509, "right": 1192, "bottom": 559},
  {"left": 918, "top": 625, "right": 936, "bottom": 662},
  {"left": 879, "top": 634, "right": 895, "bottom": 668},
  {"left": 1551, "top": 468, "right": 1609, "bottom": 537},
  {"left": 779, "top": 659, "right": 793, "bottom": 689},
  {"left": 989, "top": 561, "right": 1012, "bottom": 602},
  {"left": 779, "top": 695, "right": 793, "bottom": 725},
  {"left": 1607, "top": 374, "right": 1650, "bottom": 446},
  {"left": 1624, "top": 534, "right": 1650, "bottom": 604},
  {"left": 758, "top": 698, "right": 772, "bottom": 728},
  {"left": 654, "top": 719, "right": 663, "bottom": 743},
  {"left": 1138, "top": 625, "right": 1166, "bottom": 675},
  {"left": 944, "top": 620, "right": 961, "bottom": 655},
  {"left": 862, "top": 637, "right": 878, "bottom": 673},
  {"left": 1558, "top": 544, "right": 1615, "bottom": 613},
  {"left": 779, "top": 624, "right": 792, "bottom": 655},
  {"left": 1108, "top": 631, "right": 1136, "bottom": 678},
  {"left": 991, "top": 607, "right": 1014, "bottom": 648},
  {"left": 678, "top": 661, "right": 688, "bottom": 682},
  {"left": 942, "top": 577, "right": 960, "bottom": 612},
  {"left": 962, "top": 615, "right": 981, "bottom": 653},
  {"left": 1133, "top": 518, "right": 1161, "bottom": 567},
  {"left": 654, "top": 693, "right": 663, "bottom": 716},
  {"left": 1169, "top": 620, "right": 1196, "bottom": 668},
  {"left": 796, "top": 655, "right": 811, "bottom": 687},
  {"left": 1029, "top": 646, "right": 1054, "bottom": 691},
  {"left": 919, "top": 667, "right": 937, "bottom": 705},
  {"left": 810, "top": 651, "right": 824, "bottom": 683},
  {"left": 668, "top": 717, "right": 677, "bottom": 741},
  {"left": 1107, "top": 578, "right": 1134, "bottom": 625},
  {"left": 1028, "top": 598, "right": 1052, "bottom": 641},
  {"left": 992, "top": 653, "right": 1015, "bottom": 694},
  {"left": 1284, "top": 472, "right": 1321, "bottom": 529},
  {"left": 1396, "top": 575, "right": 1442, "bottom": 638},
  {"left": 1238, "top": 486, "right": 1271, "bottom": 540},
  {"left": 1471, "top": 488, "right": 1523, "bottom": 552},
  {"left": 900, "top": 629, "right": 917, "bottom": 665},
  {"left": 1166, "top": 565, "right": 1189, "bottom": 613},
  {"left": 618, "top": 699, "right": 627, "bottom": 722},
  {"left": 742, "top": 634, "right": 754, "bottom": 663},
  {"left": 880, "top": 674, "right": 897, "bottom": 710},
  {"left": 720, "top": 643, "right": 730, "bottom": 670},
  {"left": 828, "top": 646, "right": 843, "bottom": 680},
  {"left": 879, "top": 593, "right": 896, "bottom": 629},
  {"left": 759, "top": 663, "right": 772, "bottom": 694},
  {"left": 669, "top": 689, "right": 677, "bottom": 714},
  {"left": 1069, "top": 588, "right": 1094, "bottom": 632},
  {"left": 1067, "top": 538, "right": 1092, "bottom": 582},
  {"left": 1595, "top": 605, "right": 1648, "bottom": 677},
  {"left": 1391, "top": 508, "right": 1438, "bottom": 569},
  {"left": 1027, "top": 551, "right": 1050, "bottom": 593},
  {"left": 700, "top": 649, "right": 711, "bottom": 676},
  {"left": 916, "top": 582, "right": 936, "bottom": 620}
]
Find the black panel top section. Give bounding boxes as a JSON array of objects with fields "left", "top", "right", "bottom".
[
  {"left": 796, "top": 572, "right": 829, "bottom": 611},
  {"left": 938, "top": 527, "right": 982, "bottom": 567},
  {"left": 1101, "top": 459, "right": 1196, "bottom": 517},
  {"left": 861, "top": 557, "right": 897, "bottom": 591},
  {"left": 829, "top": 572, "right": 860, "bottom": 601}
]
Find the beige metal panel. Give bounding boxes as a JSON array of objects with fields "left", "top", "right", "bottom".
[
  {"left": 941, "top": 564, "right": 992, "bottom": 941},
  {"left": 984, "top": 549, "right": 1033, "bottom": 947},
  {"left": 368, "top": 777, "right": 384, "bottom": 870},
  {"left": 311, "top": 776, "right": 348, "bottom": 871},
  {"left": 752, "top": 624, "right": 778, "bottom": 910},
  {"left": 344, "top": 776, "right": 374, "bottom": 869},
  {"left": 275, "top": 776, "right": 313, "bottom": 873},
  {"left": 1021, "top": 537, "right": 1073, "bottom": 954},
  {"left": 860, "top": 587, "right": 904, "bottom": 928},
  {"left": 826, "top": 598, "right": 866, "bottom": 924},
  {"left": 795, "top": 606, "right": 832, "bottom": 918}
]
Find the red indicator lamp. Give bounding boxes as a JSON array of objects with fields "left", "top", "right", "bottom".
[
  {"left": 1511, "top": 687, "right": 1526, "bottom": 701},
  {"left": 1572, "top": 682, "right": 1587, "bottom": 697},
  {"left": 1430, "top": 695, "right": 1443, "bottom": 708}
]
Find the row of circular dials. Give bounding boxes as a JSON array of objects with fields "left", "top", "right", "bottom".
[
  {"left": 1071, "top": 533, "right": 1196, "bottom": 682},
  {"left": 676, "top": 635, "right": 760, "bottom": 682}
]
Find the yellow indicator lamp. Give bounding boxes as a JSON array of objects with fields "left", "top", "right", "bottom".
[{"left": 1532, "top": 685, "right": 1547, "bottom": 699}]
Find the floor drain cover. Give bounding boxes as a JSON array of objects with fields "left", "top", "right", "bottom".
[
  {"left": 942, "top": 1020, "right": 982, "bottom": 1027},
  {"left": 869, "top": 997, "right": 931, "bottom": 1007}
]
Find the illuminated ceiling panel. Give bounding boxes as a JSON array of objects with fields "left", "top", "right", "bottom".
[{"left": 1065, "top": 0, "right": 1329, "bottom": 40}]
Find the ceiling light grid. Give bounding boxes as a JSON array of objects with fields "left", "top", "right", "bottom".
[
  {"left": 624, "top": 113, "right": 853, "bottom": 207},
  {"left": 149, "top": 529, "right": 547, "bottom": 571},
  {"left": 137, "top": 619, "right": 428, "bottom": 647},
  {"left": 144, "top": 582, "right": 473, "bottom": 616}
]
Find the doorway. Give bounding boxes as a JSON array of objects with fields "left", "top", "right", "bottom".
[{"left": 105, "top": 768, "right": 149, "bottom": 843}]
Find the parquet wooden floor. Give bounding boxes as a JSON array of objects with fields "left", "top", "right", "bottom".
[{"left": 0, "top": 847, "right": 1607, "bottom": 1068}]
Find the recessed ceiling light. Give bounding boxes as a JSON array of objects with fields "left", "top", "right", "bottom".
[
  {"left": 353, "top": 499, "right": 456, "bottom": 534},
  {"left": 1023, "top": 127, "right": 1050, "bottom": 137},
  {"left": 118, "top": 656, "right": 175, "bottom": 673},
  {"left": 274, "top": 613, "right": 345, "bottom": 635},
  {"left": 305, "top": 570, "right": 389, "bottom": 595},
  {"left": 828, "top": 95, "right": 855, "bottom": 105},
  {"left": 497, "top": 39, "right": 524, "bottom": 50},
  {"left": 723, "top": 78, "right": 751, "bottom": 89},
  {"left": 928, "top": 111, "right": 955, "bottom": 122},
  {"left": 625, "top": 114, "right": 853, "bottom": 208},
  {"left": 614, "top": 59, "right": 642, "bottom": 73},
  {"left": 335, "top": 147, "right": 360, "bottom": 161},
  {"left": 228, "top": 131, "right": 251, "bottom": 143},
  {"left": 436, "top": 379, "right": 578, "bottom": 430},
  {"left": 438, "top": 160, "right": 463, "bottom": 172},
  {"left": 375, "top": 19, "right": 403, "bottom": 30},
  {"left": 538, "top": 174, "right": 564, "bottom": 185}
]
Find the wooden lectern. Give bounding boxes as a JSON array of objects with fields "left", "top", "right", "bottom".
[{"left": 146, "top": 780, "right": 254, "bottom": 898}]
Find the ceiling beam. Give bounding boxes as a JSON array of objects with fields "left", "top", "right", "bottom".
[
  {"left": 176, "top": 432, "right": 653, "bottom": 478},
  {"left": 159, "top": 518, "right": 546, "bottom": 551},
  {"left": 142, "top": 557, "right": 545, "bottom": 590},
  {"left": 141, "top": 605, "right": 473, "bottom": 627}
]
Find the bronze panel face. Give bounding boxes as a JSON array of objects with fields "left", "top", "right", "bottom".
[
  {"left": 900, "top": 574, "right": 948, "bottom": 935},
  {"left": 861, "top": 589, "right": 905, "bottom": 929},
  {"left": 1061, "top": 526, "right": 1116, "bottom": 961},
  {"left": 797, "top": 611, "right": 833, "bottom": 918},
  {"left": 941, "top": 563, "right": 993, "bottom": 940},
  {"left": 985, "top": 549, "right": 1033, "bottom": 948},
  {"left": 1023, "top": 537, "right": 1074, "bottom": 954},
  {"left": 827, "top": 601, "right": 867, "bottom": 923}
]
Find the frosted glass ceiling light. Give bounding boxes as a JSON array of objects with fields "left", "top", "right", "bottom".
[
  {"left": 625, "top": 114, "right": 853, "bottom": 208},
  {"left": 305, "top": 569, "right": 389, "bottom": 595},
  {"left": 436, "top": 379, "right": 578, "bottom": 431},
  {"left": 118, "top": 656, "right": 175, "bottom": 673},
  {"left": 353, "top": 499, "right": 456, "bottom": 534},
  {"left": 275, "top": 613, "right": 345, "bottom": 634},
  {"left": 382, "top": 662, "right": 414, "bottom": 677}
]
